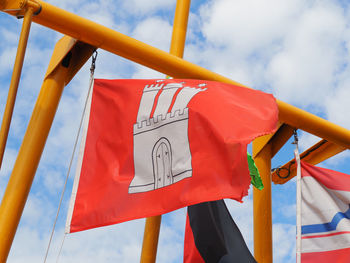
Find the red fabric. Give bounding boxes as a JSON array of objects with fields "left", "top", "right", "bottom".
[
  {"left": 301, "top": 161, "right": 350, "bottom": 191},
  {"left": 184, "top": 214, "right": 205, "bottom": 263},
  {"left": 301, "top": 247, "right": 350, "bottom": 263},
  {"left": 68, "top": 79, "right": 278, "bottom": 233}
]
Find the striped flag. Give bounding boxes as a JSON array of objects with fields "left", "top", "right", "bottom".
[{"left": 301, "top": 161, "right": 350, "bottom": 262}]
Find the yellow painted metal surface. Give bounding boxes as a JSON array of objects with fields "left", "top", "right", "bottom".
[
  {"left": 252, "top": 122, "right": 283, "bottom": 158},
  {"left": 278, "top": 101, "right": 350, "bottom": 149},
  {"left": 253, "top": 123, "right": 294, "bottom": 160},
  {"left": 0, "top": 62, "right": 69, "bottom": 262},
  {"left": 1, "top": 0, "right": 40, "bottom": 17},
  {"left": 0, "top": 0, "right": 21, "bottom": 11},
  {"left": 0, "top": 7, "right": 33, "bottom": 169},
  {"left": 169, "top": 0, "right": 191, "bottom": 58},
  {"left": 272, "top": 139, "right": 346, "bottom": 184},
  {"left": 2, "top": 1, "right": 350, "bottom": 150},
  {"left": 45, "top": 36, "right": 77, "bottom": 78},
  {"left": 253, "top": 139, "right": 273, "bottom": 263},
  {"left": 0, "top": 38, "right": 94, "bottom": 261},
  {"left": 269, "top": 124, "right": 295, "bottom": 157},
  {"left": 140, "top": 216, "right": 162, "bottom": 263}
]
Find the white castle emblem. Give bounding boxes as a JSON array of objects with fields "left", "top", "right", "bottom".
[{"left": 128, "top": 80, "right": 207, "bottom": 193}]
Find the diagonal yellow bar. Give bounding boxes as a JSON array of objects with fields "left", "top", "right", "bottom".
[
  {"left": 272, "top": 139, "right": 345, "bottom": 184},
  {"left": 0, "top": 37, "right": 94, "bottom": 262},
  {"left": 2, "top": 0, "right": 349, "bottom": 149},
  {"left": 0, "top": 60, "right": 70, "bottom": 263},
  {"left": 0, "top": 6, "right": 33, "bottom": 169}
]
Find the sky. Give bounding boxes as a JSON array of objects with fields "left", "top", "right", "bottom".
[{"left": 1, "top": 0, "right": 350, "bottom": 262}]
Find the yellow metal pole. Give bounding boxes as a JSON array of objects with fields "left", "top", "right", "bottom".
[
  {"left": 0, "top": 62, "right": 69, "bottom": 262},
  {"left": 0, "top": 6, "right": 34, "bottom": 169},
  {"left": 140, "top": 215, "right": 162, "bottom": 263},
  {"left": 0, "top": 38, "right": 94, "bottom": 261},
  {"left": 140, "top": 1, "right": 191, "bottom": 262},
  {"left": 253, "top": 139, "right": 273, "bottom": 263},
  {"left": 169, "top": 0, "right": 191, "bottom": 58},
  {"left": 3, "top": 0, "right": 350, "bottom": 149}
]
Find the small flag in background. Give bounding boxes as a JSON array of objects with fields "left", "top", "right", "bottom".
[
  {"left": 300, "top": 161, "right": 350, "bottom": 262},
  {"left": 184, "top": 200, "right": 256, "bottom": 263},
  {"left": 66, "top": 79, "right": 278, "bottom": 233}
]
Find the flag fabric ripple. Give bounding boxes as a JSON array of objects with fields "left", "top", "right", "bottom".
[
  {"left": 301, "top": 161, "right": 350, "bottom": 262},
  {"left": 66, "top": 79, "right": 278, "bottom": 233},
  {"left": 184, "top": 200, "right": 256, "bottom": 263}
]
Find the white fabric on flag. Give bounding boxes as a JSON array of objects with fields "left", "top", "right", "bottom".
[{"left": 301, "top": 161, "right": 350, "bottom": 262}]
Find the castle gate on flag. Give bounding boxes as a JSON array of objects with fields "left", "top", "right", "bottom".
[
  {"left": 130, "top": 81, "right": 206, "bottom": 193},
  {"left": 301, "top": 161, "right": 350, "bottom": 262}
]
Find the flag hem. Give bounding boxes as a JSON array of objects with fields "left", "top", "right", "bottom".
[{"left": 65, "top": 84, "right": 93, "bottom": 234}]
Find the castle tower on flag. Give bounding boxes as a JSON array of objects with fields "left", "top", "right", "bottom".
[{"left": 129, "top": 81, "right": 206, "bottom": 193}]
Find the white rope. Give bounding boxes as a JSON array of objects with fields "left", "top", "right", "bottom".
[
  {"left": 294, "top": 130, "right": 302, "bottom": 263},
  {"left": 43, "top": 51, "right": 98, "bottom": 263},
  {"left": 55, "top": 233, "right": 66, "bottom": 263}
]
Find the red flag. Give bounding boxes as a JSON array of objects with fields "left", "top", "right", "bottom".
[{"left": 66, "top": 79, "right": 278, "bottom": 233}]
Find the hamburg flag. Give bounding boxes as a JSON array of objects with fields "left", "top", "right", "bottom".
[
  {"left": 301, "top": 161, "right": 350, "bottom": 262},
  {"left": 184, "top": 200, "right": 256, "bottom": 263},
  {"left": 66, "top": 79, "right": 278, "bottom": 233}
]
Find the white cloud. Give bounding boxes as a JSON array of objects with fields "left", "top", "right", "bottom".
[
  {"left": 267, "top": 1, "right": 346, "bottom": 106},
  {"left": 122, "top": 0, "right": 175, "bottom": 15},
  {"left": 132, "top": 17, "right": 172, "bottom": 51},
  {"left": 200, "top": 0, "right": 304, "bottom": 55},
  {"left": 273, "top": 223, "right": 295, "bottom": 262},
  {"left": 326, "top": 85, "right": 350, "bottom": 129}
]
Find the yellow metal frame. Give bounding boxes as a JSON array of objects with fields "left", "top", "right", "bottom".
[
  {"left": 0, "top": 37, "right": 94, "bottom": 261},
  {"left": 1, "top": 0, "right": 350, "bottom": 262},
  {"left": 0, "top": 6, "right": 33, "bottom": 169},
  {"left": 272, "top": 139, "right": 345, "bottom": 184}
]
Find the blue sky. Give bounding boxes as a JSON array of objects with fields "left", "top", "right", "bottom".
[{"left": 1, "top": 0, "right": 350, "bottom": 262}]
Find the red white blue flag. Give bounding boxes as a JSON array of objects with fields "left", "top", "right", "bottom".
[{"left": 301, "top": 161, "right": 350, "bottom": 262}]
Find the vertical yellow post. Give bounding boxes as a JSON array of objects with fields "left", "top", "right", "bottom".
[
  {"left": 169, "top": 0, "right": 191, "bottom": 58},
  {"left": 0, "top": 61, "right": 69, "bottom": 262},
  {"left": 140, "top": 215, "right": 162, "bottom": 263},
  {"left": 0, "top": 7, "right": 34, "bottom": 169},
  {"left": 0, "top": 35, "right": 94, "bottom": 261},
  {"left": 253, "top": 139, "right": 273, "bottom": 262},
  {"left": 140, "top": 0, "right": 191, "bottom": 262}
]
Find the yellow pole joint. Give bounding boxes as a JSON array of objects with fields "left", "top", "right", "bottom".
[{"left": 0, "top": 6, "right": 33, "bottom": 169}]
